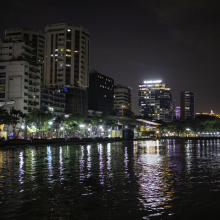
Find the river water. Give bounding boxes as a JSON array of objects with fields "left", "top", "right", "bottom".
[{"left": 0, "top": 139, "right": 220, "bottom": 220}]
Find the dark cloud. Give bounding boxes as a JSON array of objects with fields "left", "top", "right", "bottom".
[{"left": 148, "top": 0, "right": 220, "bottom": 47}]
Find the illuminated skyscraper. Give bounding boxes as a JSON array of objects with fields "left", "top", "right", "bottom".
[
  {"left": 44, "top": 23, "right": 90, "bottom": 88},
  {"left": 138, "top": 80, "right": 173, "bottom": 122},
  {"left": 180, "top": 91, "right": 195, "bottom": 119}
]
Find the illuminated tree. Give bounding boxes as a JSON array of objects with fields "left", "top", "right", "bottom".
[{"left": 26, "top": 108, "right": 53, "bottom": 137}]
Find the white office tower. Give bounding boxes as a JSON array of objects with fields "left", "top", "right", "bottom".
[
  {"left": 0, "top": 39, "right": 41, "bottom": 113},
  {"left": 44, "top": 23, "right": 90, "bottom": 88}
]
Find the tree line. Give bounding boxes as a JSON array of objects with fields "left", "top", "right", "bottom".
[
  {"left": 159, "top": 115, "right": 220, "bottom": 135},
  {"left": 1, "top": 107, "right": 220, "bottom": 139},
  {"left": 0, "top": 107, "right": 131, "bottom": 139}
]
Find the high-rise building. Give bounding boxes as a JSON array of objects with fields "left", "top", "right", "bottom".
[
  {"left": 114, "top": 84, "right": 132, "bottom": 116},
  {"left": 5, "top": 27, "right": 45, "bottom": 81},
  {"left": 138, "top": 80, "right": 173, "bottom": 122},
  {"left": 180, "top": 91, "right": 195, "bottom": 119},
  {"left": 175, "top": 106, "right": 181, "bottom": 120},
  {"left": 44, "top": 23, "right": 90, "bottom": 88},
  {"left": 88, "top": 71, "right": 114, "bottom": 115}
]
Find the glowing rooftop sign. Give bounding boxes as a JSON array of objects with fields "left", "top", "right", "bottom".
[{"left": 144, "top": 80, "right": 162, "bottom": 84}]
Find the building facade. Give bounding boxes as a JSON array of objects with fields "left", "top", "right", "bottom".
[
  {"left": 114, "top": 84, "right": 132, "bottom": 116},
  {"left": 88, "top": 71, "right": 114, "bottom": 115},
  {"left": 44, "top": 23, "right": 90, "bottom": 88},
  {"left": 0, "top": 61, "right": 41, "bottom": 114},
  {"left": 180, "top": 91, "right": 195, "bottom": 119},
  {"left": 5, "top": 28, "right": 45, "bottom": 81},
  {"left": 0, "top": 39, "right": 41, "bottom": 113},
  {"left": 64, "top": 86, "right": 88, "bottom": 115},
  {"left": 138, "top": 80, "right": 173, "bottom": 122},
  {"left": 41, "top": 87, "right": 66, "bottom": 116},
  {"left": 0, "top": 38, "right": 35, "bottom": 63},
  {"left": 175, "top": 106, "right": 181, "bottom": 120}
]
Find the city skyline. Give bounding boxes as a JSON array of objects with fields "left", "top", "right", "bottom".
[{"left": 1, "top": 0, "right": 220, "bottom": 114}]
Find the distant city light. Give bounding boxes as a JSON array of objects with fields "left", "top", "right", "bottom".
[{"left": 144, "top": 80, "right": 162, "bottom": 84}]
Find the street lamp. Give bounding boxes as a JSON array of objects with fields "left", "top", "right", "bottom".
[
  {"left": 98, "top": 125, "right": 103, "bottom": 137},
  {"left": 186, "top": 128, "right": 190, "bottom": 137}
]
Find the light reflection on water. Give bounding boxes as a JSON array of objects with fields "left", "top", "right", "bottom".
[{"left": 0, "top": 139, "right": 220, "bottom": 219}]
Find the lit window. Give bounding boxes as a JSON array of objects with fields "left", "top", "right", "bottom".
[{"left": 0, "top": 86, "right": 5, "bottom": 91}]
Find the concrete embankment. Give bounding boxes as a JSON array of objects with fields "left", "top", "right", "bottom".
[
  {"left": 1, "top": 136, "right": 219, "bottom": 147},
  {"left": 0, "top": 137, "right": 124, "bottom": 147}
]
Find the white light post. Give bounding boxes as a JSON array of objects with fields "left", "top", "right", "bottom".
[
  {"left": 88, "top": 127, "right": 91, "bottom": 137},
  {"left": 99, "top": 125, "right": 103, "bottom": 137},
  {"left": 79, "top": 124, "right": 85, "bottom": 138}
]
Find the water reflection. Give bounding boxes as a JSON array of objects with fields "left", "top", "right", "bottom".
[
  {"left": 59, "top": 146, "right": 64, "bottom": 183},
  {"left": 19, "top": 152, "right": 25, "bottom": 185},
  {"left": 135, "top": 140, "right": 174, "bottom": 218},
  {"left": 86, "top": 145, "right": 91, "bottom": 178},
  {"left": 0, "top": 139, "right": 220, "bottom": 219},
  {"left": 47, "top": 146, "right": 53, "bottom": 183}
]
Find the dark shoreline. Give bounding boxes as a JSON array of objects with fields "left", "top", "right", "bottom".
[
  {"left": 0, "top": 136, "right": 219, "bottom": 147},
  {"left": 158, "top": 136, "right": 220, "bottom": 140}
]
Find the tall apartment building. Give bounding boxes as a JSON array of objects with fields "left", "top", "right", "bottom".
[
  {"left": 114, "top": 84, "right": 132, "bottom": 116},
  {"left": 138, "top": 80, "right": 173, "bottom": 122},
  {"left": 44, "top": 23, "right": 90, "bottom": 88},
  {"left": 180, "top": 91, "right": 195, "bottom": 119},
  {"left": 88, "top": 71, "right": 114, "bottom": 115},
  {"left": 0, "top": 39, "right": 41, "bottom": 113},
  {"left": 5, "top": 28, "right": 45, "bottom": 81}
]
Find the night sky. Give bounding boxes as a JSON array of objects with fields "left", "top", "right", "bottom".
[{"left": 1, "top": 0, "right": 220, "bottom": 114}]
